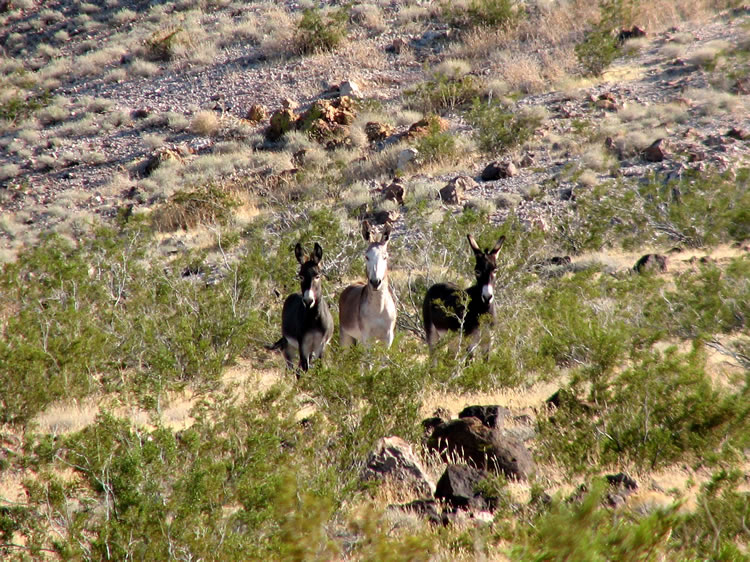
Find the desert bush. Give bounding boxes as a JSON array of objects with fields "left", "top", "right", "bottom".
[
  {"left": 151, "top": 185, "right": 238, "bottom": 232},
  {"left": 405, "top": 74, "right": 482, "bottom": 114},
  {"left": 670, "top": 469, "right": 750, "bottom": 558},
  {"left": 295, "top": 6, "right": 349, "bottom": 55},
  {"left": 539, "top": 346, "right": 749, "bottom": 473},
  {"left": 467, "top": 98, "right": 543, "bottom": 153},
  {"left": 414, "top": 115, "right": 459, "bottom": 166},
  {"left": 441, "top": 0, "right": 524, "bottom": 30},
  {"left": 575, "top": 0, "right": 641, "bottom": 76},
  {"left": 556, "top": 168, "right": 750, "bottom": 253},
  {"left": 510, "top": 481, "right": 676, "bottom": 560}
]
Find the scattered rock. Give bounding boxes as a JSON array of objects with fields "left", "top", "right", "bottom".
[
  {"left": 495, "top": 192, "right": 522, "bottom": 209},
  {"left": 438, "top": 175, "right": 476, "bottom": 204},
  {"left": 427, "top": 417, "right": 535, "bottom": 480},
  {"left": 519, "top": 152, "right": 535, "bottom": 167},
  {"left": 397, "top": 147, "right": 419, "bottom": 171},
  {"left": 386, "top": 37, "right": 408, "bottom": 54},
  {"left": 458, "top": 405, "right": 511, "bottom": 430},
  {"left": 132, "top": 107, "right": 152, "bottom": 120},
  {"left": 405, "top": 116, "right": 449, "bottom": 139},
  {"left": 546, "top": 388, "right": 595, "bottom": 414},
  {"left": 606, "top": 473, "right": 638, "bottom": 508},
  {"left": 338, "top": 80, "right": 362, "bottom": 98},
  {"left": 245, "top": 104, "right": 267, "bottom": 123},
  {"left": 539, "top": 256, "right": 572, "bottom": 267},
  {"left": 727, "top": 127, "right": 750, "bottom": 140},
  {"left": 642, "top": 138, "right": 670, "bottom": 162},
  {"left": 438, "top": 184, "right": 460, "bottom": 204},
  {"left": 617, "top": 25, "right": 646, "bottom": 44},
  {"left": 606, "top": 473, "right": 638, "bottom": 490},
  {"left": 292, "top": 149, "right": 308, "bottom": 167},
  {"left": 266, "top": 108, "right": 297, "bottom": 142},
  {"left": 142, "top": 147, "right": 185, "bottom": 177},
  {"left": 481, "top": 160, "right": 518, "bottom": 181},
  {"left": 422, "top": 408, "right": 452, "bottom": 440},
  {"left": 361, "top": 436, "right": 435, "bottom": 497},
  {"left": 734, "top": 76, "right": 750, "bottom": 95},
  {"left": 381, "top": 179, "right": 405, "bottom": 205},
  {"left": 595, "top": 99, "right": 618, "bottom": 111},
  {"left": 388, "top": 499, "right": 444, "bottom": 525},
  {"left": 281, "top": 98, "right": 298, "bottom": 111},
  {"left": 435, "top": 464, "right": 496, "bottom": 511},
  {"left": 633, "top": 253, "right": 668, "bottom": 273},
  {"left": 368, "top": 209, "right": 400, "bottom": 225},
  {"left": 365, "top": 121, "right": 395, "bottom": 142}
]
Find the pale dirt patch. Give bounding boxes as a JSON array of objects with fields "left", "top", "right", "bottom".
[{"left": 420, "top": 381, "right": 561, "bottom": 420}]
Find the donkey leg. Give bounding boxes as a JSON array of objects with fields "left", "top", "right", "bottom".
[{"left": 340, "top": 329, "right": 356, "bottom": 348}]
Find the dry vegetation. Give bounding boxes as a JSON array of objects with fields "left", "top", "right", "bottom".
[{"left": 1, "top": 0, "right": 749, "bottom": 559}]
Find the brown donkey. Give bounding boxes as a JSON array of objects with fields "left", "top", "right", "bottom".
[
  {"left": 423, "top": 234, "right": 505, "bottom": 353},
  {"left": 339, "top": 221, "right": 397, "bottom": 348}
]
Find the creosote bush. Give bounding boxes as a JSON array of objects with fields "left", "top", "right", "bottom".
[
  {"left": 295, "top": 6, "right": 349, "bottom": 54},
  {"left": 468, "top": 98, "right": 543, "bottom": 153}
]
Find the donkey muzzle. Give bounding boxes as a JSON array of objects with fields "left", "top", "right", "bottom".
[
  {"left": 302, "top": 289, "right": 316, "bottom": 308},
  {"left": 369, "top": 279, "right": 382, "bottom": 290}
]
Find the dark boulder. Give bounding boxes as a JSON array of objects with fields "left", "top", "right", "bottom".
[
  {"left": 427, "top": 417, "right": 535, "bottom": 480},
  {"left": 435, "top": 464, "right": 496, "bottom": 511},
  {"left": 458, "top": 405, "right": 511, "bottom": 430}
]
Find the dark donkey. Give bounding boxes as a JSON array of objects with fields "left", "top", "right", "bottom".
[
  {"left": 268, "top": 242, "right": 334, "bottom": 374},
  {"left": 423, "top": 234, "right": 505, "bottom": 353}
]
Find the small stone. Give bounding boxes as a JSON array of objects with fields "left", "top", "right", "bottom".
[
  {"left": 338, "top": 80, "right": 362, "bottom": 98},
  {"left": 365, "top": 121, "right": 395, "bottom": 142},
  {"left": 246, "top": 104, "right": 267, "bottom": 123},
  {"left": 633, "top": 254, "right": 668, "bottom": 273},
  {"left": 382, "top": 179, "right": 405, "bottom": 205},
  {"left": 642, "top": 138, "right": 669, "bottom": 162},
  {"left": 727, "top": 127, "right": 750, "bottom": 140},
  {"left": 362, "top": 436, "right": 435, "bottom": 497},
  {"left": 281, "top": 98, "right": 298, "bottom": 110},
  {"left": 481, "top": 161, "right": 518, "bottom": 181},
  {"left": 397, "top": 148, "right": 418, "bottom": 170},
  {"left": 595, "top": 99, "right": 618, "bottom": 111},
  {"left": 519, "top": 152, "right": 535, "bottom": 167}
]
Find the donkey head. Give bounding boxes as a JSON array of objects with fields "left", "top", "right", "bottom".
[
  {"left": 294, "top": 242, "right": 324, "bottom": 308},
  {"left": 362, "top": 221, "right": 391, "bottom": 291},
  {"left": 467, "top": 234, "right": 505, "bottom": 304}
]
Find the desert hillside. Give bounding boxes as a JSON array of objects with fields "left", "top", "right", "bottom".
[{"left": 1, "top": 0, "right": 749, "bottom": 559}]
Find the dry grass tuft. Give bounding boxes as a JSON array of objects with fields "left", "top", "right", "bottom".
[{"left": 190, "top": 110, "right": 221, "bottom": 136}]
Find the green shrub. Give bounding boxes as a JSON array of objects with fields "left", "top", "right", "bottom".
[
  {"left": 296, "top": 7, "right": 349, "bottom": 54},
  {"left": 575, "top": 0, "right": 641, "bottom": 76},
  {"left": 152, "top": 185, "right": 239, "bottom": 232},
  {"left": 510, "top": 480, "right": 677, "bottom": 561},
  {"left": 540, "top": 346, "right": 749, "bottom": 473},
  {"left": 441, "top": 0, "right": 523, "bottom": 30},
  {"left": 556, "top": 169, "right": 750, "bottom": 252},
  {"left": 414, "top": 115, "right": 458, "bottom": 166},
  {"left": 467, "top": 98, "right": 542, "bottom": 154},
  {"left": 671, "top": 469, "right": 750, "bottom": 558},
  {"left": 405, "top": 74, "right": 481, "bottom": 114}
]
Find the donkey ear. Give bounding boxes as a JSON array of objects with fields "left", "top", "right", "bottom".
[
  {"left": 294, "top": 242, "right": 305, "bottom": 264},
  {"left": 361, "top": 220, "right": 371, "bottom": 242},
  {"left": 312, "top": 242, "right": 323, "bottom": 263},
  {"left": 467, "top": 234, "right": 481, "bottom": 254},
  {"left": 381, "top": 224, "right": 392, "bottom": 244},
  {"left": 490, "top": 235, "right": 506, "bottom": 257}
]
